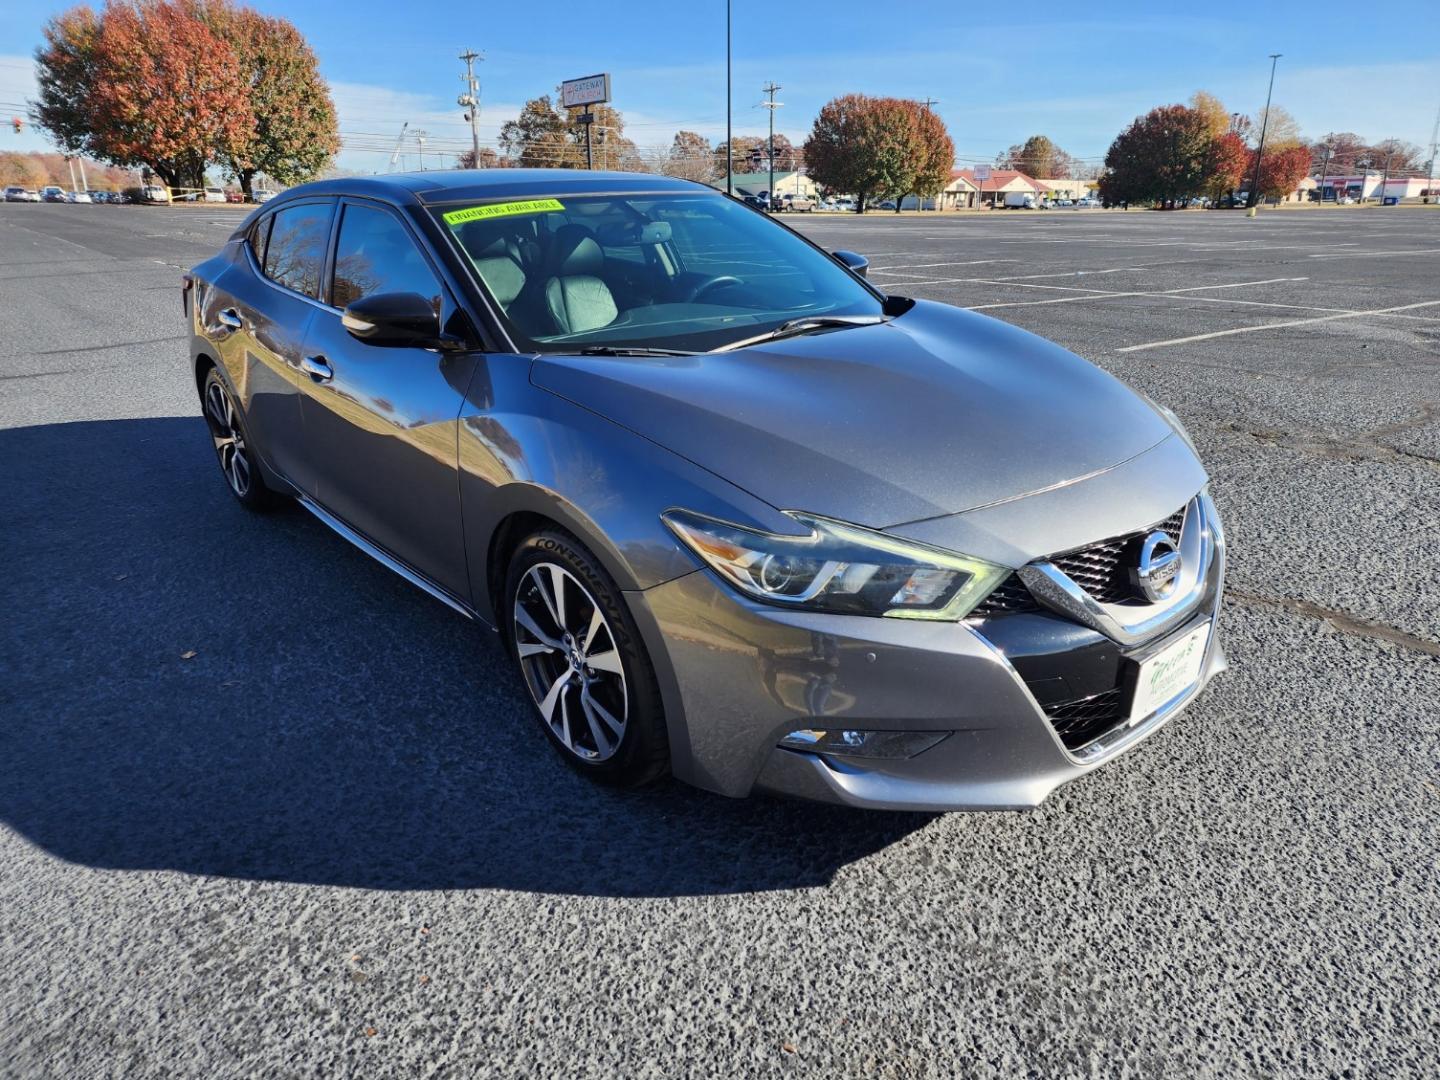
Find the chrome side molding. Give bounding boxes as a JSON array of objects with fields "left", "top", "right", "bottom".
[{"left": 295, "top": 494, "right": 474, "bottom": 620}]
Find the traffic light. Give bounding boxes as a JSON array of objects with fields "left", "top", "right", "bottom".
[{"left": 10, "top": 116, "right": 22, "bottom": 135}]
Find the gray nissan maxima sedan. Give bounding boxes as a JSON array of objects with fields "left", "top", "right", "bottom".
[{"left": 185, "top": 170, "right": 1226, "bottom": 811}]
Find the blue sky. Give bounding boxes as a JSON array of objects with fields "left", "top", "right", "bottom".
[{"left": 2, "top": 1, "right": 1437, "bottom": 172}]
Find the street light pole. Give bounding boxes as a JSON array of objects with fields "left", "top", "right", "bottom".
[
  {"left": 725, "top": 0, "right": 733, "bottom": 195},
  {"left": 1247, "top": 53, "right": 1282, "bottom": 213}
]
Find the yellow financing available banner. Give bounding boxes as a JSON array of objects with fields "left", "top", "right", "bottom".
[{"left": 442, "top": 199, "right": 565, "bottom": 225}]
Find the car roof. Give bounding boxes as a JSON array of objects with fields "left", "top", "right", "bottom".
[{"left": 266, "top": 169, "right": 718, "bottom": 208}]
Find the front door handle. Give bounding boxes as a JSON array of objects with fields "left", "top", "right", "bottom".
[
  {"left": 216, "top": 307, "right": 243, "bottom": 331},
  {"left": 301, "top": 355, "right": 334, "bottom": 382}
]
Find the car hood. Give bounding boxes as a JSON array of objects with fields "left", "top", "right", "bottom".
[{"left": 530, "top": 299, "right": 1176, "bottom": 529}]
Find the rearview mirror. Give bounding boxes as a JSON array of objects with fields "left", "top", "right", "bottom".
[
  {"left": 341, "top": 292, "right": 442, "bottom": 347},
  {"left": 832, "top": 250, "right": 869, "bottom": 278}
]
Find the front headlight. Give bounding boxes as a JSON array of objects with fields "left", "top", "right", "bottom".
[{"left": 662, "top": 508, "right": 1009, "bottom": 620}]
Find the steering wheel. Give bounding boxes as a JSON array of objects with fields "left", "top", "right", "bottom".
[{"left": 685, "top": 275, "right": 744, "bottom": 302}]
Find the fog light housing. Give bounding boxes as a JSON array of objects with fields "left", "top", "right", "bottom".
[{"left": 778, "top": 728, "right": 951, "bottom": 759}]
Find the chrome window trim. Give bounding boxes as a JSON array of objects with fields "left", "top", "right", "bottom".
[{"left": 1018, "top": 490, "right": 1218, "bottom": 647}]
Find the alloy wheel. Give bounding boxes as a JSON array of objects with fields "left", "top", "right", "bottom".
[
  {"left": 512, "top": 562, "right": 628, "bottom": 762},
  {"left": 204, "top": 378, "right": 252, "bottom": 497}
]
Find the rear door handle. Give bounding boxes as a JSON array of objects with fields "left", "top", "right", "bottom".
[
  {"left": 301, "top": 355, "right": 334, "bottom": 382},
  {"left": 216, "top": 307, "right": 243, "bottom": 331}
]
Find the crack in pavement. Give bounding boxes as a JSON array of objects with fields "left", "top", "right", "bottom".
[
  {"left": 1228, "top": 589, "right": 1440, "bottom": 657},
  {"left": 1221, "top": 404, "right": 1440, "bottom": 472},
  {"left": 34, "top": 334, "right": 187, "bottom": 357}
]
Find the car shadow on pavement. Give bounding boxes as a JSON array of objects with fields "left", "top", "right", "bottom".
[{"left": 0, "top": 417, "right": 932, "bottom": 897}]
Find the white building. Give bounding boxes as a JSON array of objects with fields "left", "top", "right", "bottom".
[{"left": 1316, "top": 174, "right": 1434, "bottom": 202}]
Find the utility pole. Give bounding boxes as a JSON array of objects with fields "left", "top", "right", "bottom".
[
  {"left": 725, "top": 0, "right": 733, "bottom": 194},
  {"left": 1247, "top": 53, "right": 1282, "bottom": 214},
  {"left": 1317, "top": 144, "right": 1332, "bottom": 205},
  {"left": 1379, "top": 145, "right": 1393, "bottom": 205},
  {"left": 762, "top": 81, "right": 782, "bottom": 211},
  {"left": 458, "top": 48, "right": 483, "bottom": 167},
  {"left": 1428, "top": 99, "right": 1440, "bottom": 204},
  {"left": 66, "top": 156, "right": 77, "bottom": 191}
]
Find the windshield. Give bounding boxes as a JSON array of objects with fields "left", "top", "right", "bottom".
[{"left": 433, "top": 192, "right": 882, "bottom": 353}]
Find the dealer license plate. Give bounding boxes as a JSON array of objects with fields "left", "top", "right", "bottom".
[{"left": 1131, "top": 622, "right": 1210, "bottom": 722}]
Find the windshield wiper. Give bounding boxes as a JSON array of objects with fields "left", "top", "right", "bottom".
[
  {"left": 710, "top": 314, "right": 888, "bottom": 353},
  {"left": 575, "top": 345, "right": 699, "bottom": 357}
]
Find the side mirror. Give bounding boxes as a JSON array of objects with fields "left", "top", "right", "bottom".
[
  {"left": 832, "top": 250, "right": 869, "bottom": 278},
  {"left": 341, "top": 292, "right": 442, "bottom": 347}
]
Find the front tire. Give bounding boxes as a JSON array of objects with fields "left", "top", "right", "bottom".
[
  {"left": 201, "top": 367, "right": 281, "bottom": 511},
  {"left": 504, "top": 529, "right": 669, "bottom": 787}
]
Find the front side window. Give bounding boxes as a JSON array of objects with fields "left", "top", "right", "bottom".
[
  {"left": 261, "top": 201, "right": 333, "bottom": 299},
  {"left": 331, "top": 202, "right": 442, "bottom": 309},
  {"left": 434, "top": 192, "right": 880, "bottom": 352}
]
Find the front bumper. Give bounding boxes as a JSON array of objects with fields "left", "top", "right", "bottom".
[{"left": 626, "top": 495, "right": 1226, "bottom": 812}]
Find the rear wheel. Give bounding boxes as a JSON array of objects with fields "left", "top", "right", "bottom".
[
  {"left": 504, "top": 529, "right": 669, "bottom": 787},
  {"left": 201, "top": 367, "right": 280, "bottom": 511}
]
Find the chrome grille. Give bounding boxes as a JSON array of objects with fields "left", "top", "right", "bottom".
[
  {"left": 1049, "top": 506, "right": 1187, "bottom": 606},
  {"left": 972, "top": 574, "right": 1040, "bottom": 616}
]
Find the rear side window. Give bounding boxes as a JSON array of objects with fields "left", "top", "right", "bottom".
[
  {"left": 262, "top": 202, "right": 333, "bottom": 299},
  {"left": 331, "top": 203, "right": 441, "bottom": 309},
  {"left": 248, "top": 215, "right": 272, "bottom": 267}
]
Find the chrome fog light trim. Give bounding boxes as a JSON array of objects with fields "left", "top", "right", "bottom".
[{"left": 779, "top": 728, "right": 952, "bottom": 759}]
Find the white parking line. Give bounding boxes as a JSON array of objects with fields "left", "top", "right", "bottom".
[
  {"left": 967, "top": 277, "right": 1307, "bottom": 310},
  {"left": 1114, "top": 299, "right": 1440, "bottom": 352},
  {"left": 867, "top": 259, "right": 1011, "bottom": 273},
  {"left": 1307, "top": 248, "right": 1440, "bottom": 259}
]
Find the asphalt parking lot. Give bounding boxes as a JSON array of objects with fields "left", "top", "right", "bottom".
[{"left": 2, "top": 201, "right": 1438, "bottom": 1078}]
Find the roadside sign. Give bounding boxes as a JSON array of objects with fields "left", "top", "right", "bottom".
[
  {"left": 974, "top": 164, "right": 991, "bottom": 182},
  {"left": 561, "top": 74, "right": 611, "bottom": 108}
]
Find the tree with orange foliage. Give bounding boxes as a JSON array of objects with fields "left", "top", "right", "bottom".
[
  {"left": 33, "top": 0, "right": 336, "bottom": 193},
  {"left": 804, "top": 94, "right": 931, "bottom": 212},
  {"left": 212, "top": 7, "right": 337, "bottom": 197},
  {"left": 1203, "top": 131, "right": 1250, "bottom": 203},
  {"left": 1251, "top": 144, "right": 1313, "bottom": 201}
]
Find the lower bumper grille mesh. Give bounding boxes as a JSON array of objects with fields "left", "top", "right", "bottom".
[{"left": 1043, "top": 687, "right": 1129, "bottom": 750}]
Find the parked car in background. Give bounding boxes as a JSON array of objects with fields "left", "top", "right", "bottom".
[
  {"left": 252, "top": 189, "right": 277, "bottom": 203},
  {"left": 4, "top": 185, "right": 35, "bottom": 202},
  {"left": 740, "top": 194, "right": 767, "bottom": 211},
  {"left": 1004, "top": 192, "right": 1037, "bottom": 209},
  {"left": 225, "top": 190, "right": 245, "bottom": 203},
  {"left": 65, "top": 190, "right": 93, "bottom": 203},
  {"left": 835, "top": 197, "right": 855, "bottom": 212},
  {"left": 142, "top": 185, "right": 171, "bottom": 204},
  {"left": 203, "top": 186, "right": 226, "bottom": 203},
  {"left": 780, "top": 192, "right": 815, "bottom": 212},
  {"left": 41, "top": 186, "right": 66, "bottom": 203},
  {"left": 875, "top": 199, "right": 897, "bottom": 210}
]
